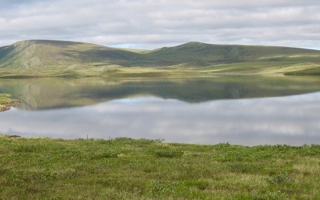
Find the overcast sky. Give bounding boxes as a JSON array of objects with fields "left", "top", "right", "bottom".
[{"left": 0, "top": 0, "right": 319, "bottom": 50}]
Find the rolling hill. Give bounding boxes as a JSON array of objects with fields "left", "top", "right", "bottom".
[
  {"left": 0, "top": 40, "right": 143, "bottom": 69},
  {"left": 0, "top": 40, "right": 320, "bottom": 77}
]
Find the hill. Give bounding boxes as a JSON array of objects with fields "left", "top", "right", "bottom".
[
  {"left": 0, "top": 40, "right": 143, "bottom": 68},
  {"left": 0, "top": 40, "right": 320, "bottom": 77}
]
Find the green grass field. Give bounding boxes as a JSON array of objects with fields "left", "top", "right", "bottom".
[{"left": 1, "top": 136, "right": 320, "bottom": 199}]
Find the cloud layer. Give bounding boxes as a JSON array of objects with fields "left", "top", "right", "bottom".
[{"left": 1, "top": 0, "right": 319, "bottom": 49}]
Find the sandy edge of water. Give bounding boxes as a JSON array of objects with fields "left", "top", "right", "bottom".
[{"left": 0, "top": 100, "right": 21, "bottom": 112}]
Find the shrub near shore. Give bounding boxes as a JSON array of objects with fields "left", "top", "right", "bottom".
[{"left": 1, "top": 136, "right": 320, "bottom": 199}]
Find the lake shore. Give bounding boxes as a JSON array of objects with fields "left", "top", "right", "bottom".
[
  {"left": 0, "top": 101, "right": 21, "bottom": 112},
  {"left": 1, "top": 135, "right": 319, "bottom": 199},
  {"left": 0, "top": 62, "right": 319, "bottom": 79},
  {"left": 0, "top": 94, "right": 21, "bottom": 112}
]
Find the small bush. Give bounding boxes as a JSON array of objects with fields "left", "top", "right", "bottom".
[
  {"left": 185, "top": 180, "right": 210, "bottom": 190},
  {"left": 92, "top": 150, "right": 120, "bottom": 159},
  {"left": 149, "top": 180, "right": 190, "bottom": 198},
  {"left": 267, "top": 171, "right": 291, "bottom": 185},
  {"left": 11, "top": 145, "right": 43, "bottom": 153},
  {"left": 227, "top": 163, "right": 263, "bottom": 173},
  {"left": 154, "top": 149, "right": 184, "bottom": 158},
  {"left": 252, "top": 190, "right": 289, "bottom": 200}
]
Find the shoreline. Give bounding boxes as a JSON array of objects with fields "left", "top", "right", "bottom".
[
  {"left": 0, "top": 101, "right": 20, "bottom": 112},
  {"left": 0, "top": 94, "right": 21, "bottom": 112}
]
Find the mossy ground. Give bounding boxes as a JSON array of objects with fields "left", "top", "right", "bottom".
[{"left": 1, "top": 136, "right": 320, "bottom": 199}]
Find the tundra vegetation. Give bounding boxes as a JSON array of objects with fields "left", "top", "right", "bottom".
[{"left": 0, "top": 136, "right": 320, "bottom": 199}]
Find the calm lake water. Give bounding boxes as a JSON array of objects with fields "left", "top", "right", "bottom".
[{"left": 1, "top": 76, "right": 320, "bottom": 146}]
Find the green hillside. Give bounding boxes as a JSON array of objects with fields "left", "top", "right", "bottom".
[
  {"left": 0, "top": 40, "right": 320, "bottom": 77},
  {"left": 0, "top": 40, "right": 142, "bottom": 68}
]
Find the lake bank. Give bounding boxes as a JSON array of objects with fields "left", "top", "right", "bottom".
[
  {"left": 0, "top": 62, "right": 319, "bottom": 79},
  {"left": 0, "top": 94, "right": 20, "bottom": 112},
  {"left": 1, "top": 135, "right": 319, "bottom": 199}
]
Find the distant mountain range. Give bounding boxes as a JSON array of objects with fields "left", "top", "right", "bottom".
[{"left": 0, "top": 40, "right": 320, "bottom": 76}]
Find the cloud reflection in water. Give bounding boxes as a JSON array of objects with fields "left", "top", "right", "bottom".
[{"left": 1, "top": 92, "right": 320, "bottom": 146}]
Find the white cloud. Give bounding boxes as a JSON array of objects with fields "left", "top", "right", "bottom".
[{"left": 0, "top": 0, "right": 319, "bottom": 49}]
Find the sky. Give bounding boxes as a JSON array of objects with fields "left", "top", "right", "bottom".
[{"left": 0, "top": 0, "right": 319, "bottom": 50}]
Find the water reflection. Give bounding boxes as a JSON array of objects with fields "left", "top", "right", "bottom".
[
  {"left": 1, "top": 92, "right": 319, "bottom": 146},
  {"left": 1, "top": 76, "right": 320, "bottom": 110}
]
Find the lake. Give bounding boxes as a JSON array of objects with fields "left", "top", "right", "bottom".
[{"left": 1, "top": 76, "right": 320, "bottom": 146}]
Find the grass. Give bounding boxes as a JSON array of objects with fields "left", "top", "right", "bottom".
[
  {"left": 1, "top": 136, "right": 320, "bottom": 199},
  {"left": 284, "top": 66, "right": 320, "bottom": 76}
]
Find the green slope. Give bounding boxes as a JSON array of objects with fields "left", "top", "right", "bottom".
[
  {"left": 0, "top": 40, "right": 143, "bottom": 68},
  {"left": 147, "top": 42, "right": 320, "bottom": 67},
  {"left": 0, "top": 40, "right": 320, "bottom": 76}
]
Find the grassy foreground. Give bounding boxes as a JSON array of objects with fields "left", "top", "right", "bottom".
[{"left": 1, "top": 136, "right": 320, "bottom": 199}]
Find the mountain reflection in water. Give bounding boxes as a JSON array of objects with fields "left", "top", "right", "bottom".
[
  {"left": 1, "top": 92, "right": 320, "bottom": 146},
  {"left": 1, "top": 76, "right": 320, "bottom": 110}
]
